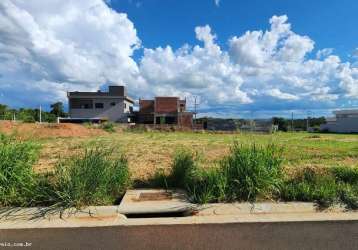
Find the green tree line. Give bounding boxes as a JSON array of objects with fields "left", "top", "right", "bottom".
[
  {"left": 272, "top": 116, "right": 326, "bottom": 131},
  {"left": 0, "top": 102, "right": 67, "bottom": 123}
]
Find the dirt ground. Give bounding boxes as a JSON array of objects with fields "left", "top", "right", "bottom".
[
  {"left": 1, "top": 121, "right": 357, "bottom": 181},
  {"left": 0, "top": 121, "right": 104, "bottom": 139}
]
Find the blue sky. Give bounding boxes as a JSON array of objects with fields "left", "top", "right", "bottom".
[
  {"left": 0, "top": 0, "right": 357, "bottom": 118},
  {"left": 114, "top": 0, "right": 358, "bottom": 61}
]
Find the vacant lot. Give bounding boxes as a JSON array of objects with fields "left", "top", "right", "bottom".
[
  {"left": 1, "top": 122, "right": 358, "bottom": 208},
  {"left": 1, "top": 122, "right": 357, "bottom": 181},
  {"left": 31, "top": 131, "right": 358, "bottom": 181}
]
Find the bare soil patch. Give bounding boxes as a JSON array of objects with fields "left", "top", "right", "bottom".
[{"left": 0, "top": 121, "right": 104, "bottom": 139}]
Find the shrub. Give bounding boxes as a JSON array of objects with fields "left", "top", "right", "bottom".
[
  {"left": 221, "top": 143, "right": 284, "bottom": 201},
  {"left": 49, "top": 147, "right": 131, "bottom": 208},
  {"left": 0, "top": 134, "right": 40, "bottom": 206},
  {"left": 22, "top": 115, "right": 36, "bottom": 123}
]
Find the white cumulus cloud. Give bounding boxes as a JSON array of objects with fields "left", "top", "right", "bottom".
[
  {"left": 0, "top": 0, "right": 141, "bottom": 106},
  {"left": 0, "top": 1, "right": 357, "bottom": 116}
]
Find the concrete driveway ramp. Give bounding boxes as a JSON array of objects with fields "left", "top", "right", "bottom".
[{"left": 118, "top": 189, "right": 195, "bottom": 217}]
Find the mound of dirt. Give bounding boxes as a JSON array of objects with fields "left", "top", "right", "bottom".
[{"left": 0, "top": 121, "right": 105, "bottom": 139}]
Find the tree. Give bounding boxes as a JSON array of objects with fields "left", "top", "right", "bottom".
[
  {"left": 272, "top": 117, "right": 288, "bottom": 131},
  {"left": 0, "top": 104, "right": 7, "bottom": 119},
  {"left": 50, "top": 102, "right": 66, "bottom": 117}
]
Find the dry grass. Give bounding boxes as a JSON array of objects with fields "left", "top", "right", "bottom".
[
  {"left": 2, "top": 122, "right": 357, "bottom": 181},
  {"left": 24, "top": 130, "right": 358, "bottom": 181}
]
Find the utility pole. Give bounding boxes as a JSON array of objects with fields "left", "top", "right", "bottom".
[
  {"left": 291, "top": 112, "right": 294, "bottom": 132},
  {"left": 39, "top": 105, "right": 42, "bottom": 123},
  {"left": 306, "top": 110, "right": 312, "bottom": 132},
  {"left": 251, "top": 111, "right": 254, "bottom": 132},
  {"left": 193, "top": 95, "right": 200, "bottom": 125}
]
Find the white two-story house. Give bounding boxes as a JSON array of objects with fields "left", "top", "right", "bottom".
[
  {"left": 320, "top": 109, "right": 358, "bottom": 133},
  {"left": 67, "top": 86, "right": 134, "bottom": 123}
]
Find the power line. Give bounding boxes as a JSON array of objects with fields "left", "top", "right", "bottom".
[
  {"left": 39, "top": 105, "right": 42, "bottom": 123},
  {"left": 192, "top": 95, "right": 200, "bottom": 124},
  {"left": 291, "top": 112, "right": 294, "bottom": 132}
]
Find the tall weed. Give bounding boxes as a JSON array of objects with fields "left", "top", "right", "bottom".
[
  {"left": 0, "top": 134, "right": 40, "bottom": 206},
  {"left": 44, "top": 147, "right": 131, "bottom": 208}
]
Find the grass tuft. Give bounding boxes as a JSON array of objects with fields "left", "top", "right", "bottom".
[
  {"left": 0, "top": 134, "right": 40, "bottom": 206},
  {"left": 49, "top": 147, "right": 131, "bottom": 208},
  {"left": 221, "top": 143, "right": 283, "bottom": 202},
  {"left": 101, "top": 122, "right": 116, "bottom": 133},
  {"left": 338, "top": 183, "right": 358, "bottom": 210},
  {"left": 280, "top": 166, "right": 358, "bottom": 209},
  {"left": 169, "top": 149, "right": 196, "bottom": 188},
  {"left": 157, "top": 143, "right": 284, "bottom": 204},
  {"left": 330, "top": 166, "right": 358, "bottom": 184}
]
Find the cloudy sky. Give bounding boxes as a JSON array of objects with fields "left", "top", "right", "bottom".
[{"left": 0, "top": 0, "right": 357, "bottom": 118}]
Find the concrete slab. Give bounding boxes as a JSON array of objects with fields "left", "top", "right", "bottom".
[
  {"left": 196, "top": 202, "right": 346, "bottom": 216},
  {"left": 1, "top": 203, "right": 358, "bottom": 250},
  {"left": 118, "top": 189, "right": 196, "bottom": 215},
  {"left": 0, "top": 206, "right": 125, "bottom": 222}
]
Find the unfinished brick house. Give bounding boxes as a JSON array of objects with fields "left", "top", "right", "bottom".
[{"left": 137, "top": 97, "right": 193, "bottom": 128}]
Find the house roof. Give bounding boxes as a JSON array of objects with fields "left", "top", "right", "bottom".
[
  {"left": 67, "top": 86, "right": 134, "bottom": 103},
  {"left": 334, "top": 109, "right": 358, "bottom": 115}
]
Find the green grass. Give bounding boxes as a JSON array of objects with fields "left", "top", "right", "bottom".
[
  {"left": 338, "top": 183, "right": 358, "bottom": 210},
  {"left": 155, "top": 143, "right": 358, "bottom": 209},
  {"left": 1, "top": 129, "right": 358, "bottom": 209},
  {"left": 44, "top": 147, "right": 131, "bottom": 208},
  {"left": 185, "top": 167, "right": 227, "bottom": 204},
  {"left": 221, "top": 143, "right": 283, "bottom": 202},
  {"left": 36, "top": 131, "right": 358, "bottom": 181},
  {"left": 100, "top": 122, "right": 116, "bottom": 133},
  {"left": 330, "top": 165, "right": 358, "bottom": 183},
  {"left": 169, "top": 149, "right": 197, "bottom": 188},
  {"left": 280, "top": 166, "right": 358, "bottom": 209},
  {"left": 157, "top": 143, "right": 284, "bottom": 204},
  {"left": 0, "top": 134, "right": 131, "bottom": 209},
  {"left": 280, "top": 168, "right": 338, "bottom": 208},
  {"left": 0, "top": 134, "right": 40, "bottom": 206}
]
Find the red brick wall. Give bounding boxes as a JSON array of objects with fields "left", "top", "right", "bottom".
[
  {"left": 178, "top": 113, "right": 193, "bottom": 128},
  {"left": 179, "top": 100, "right": 186, "bottom": 112},
  {"left": 155, "top": 97, "right": 179, "bottom": 114},
  {"left": 139, "top": 100, "right": 154, "bottom": 114}
]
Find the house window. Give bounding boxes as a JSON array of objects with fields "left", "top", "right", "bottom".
[
  {"left": 124, "top": 103, "right": 127, "bottom": 109},
  {"left": 110, "top": 102, "right": 116, "bottom": 106},
  {"left": 70, "top": 99, "right": 93, "bottom": 109},
  {"left": 95, "top": 103, "right": 104, "bottom": 109}
]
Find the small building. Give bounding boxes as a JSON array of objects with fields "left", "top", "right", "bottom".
[
  {"left": 66, "top": 86, "right": 134, "bottom": 123},
  {"left": 136, "top": 97, "right": 193, "bottom": 128},
  {"left": 249, "top": 119, "right": 277, "bottom": 133},
  {"left": 320, "top": 109, "right": 358, "bottom": 133},
  {"left": 200, "top": 118, "right": 238, "bottom": 131}
]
